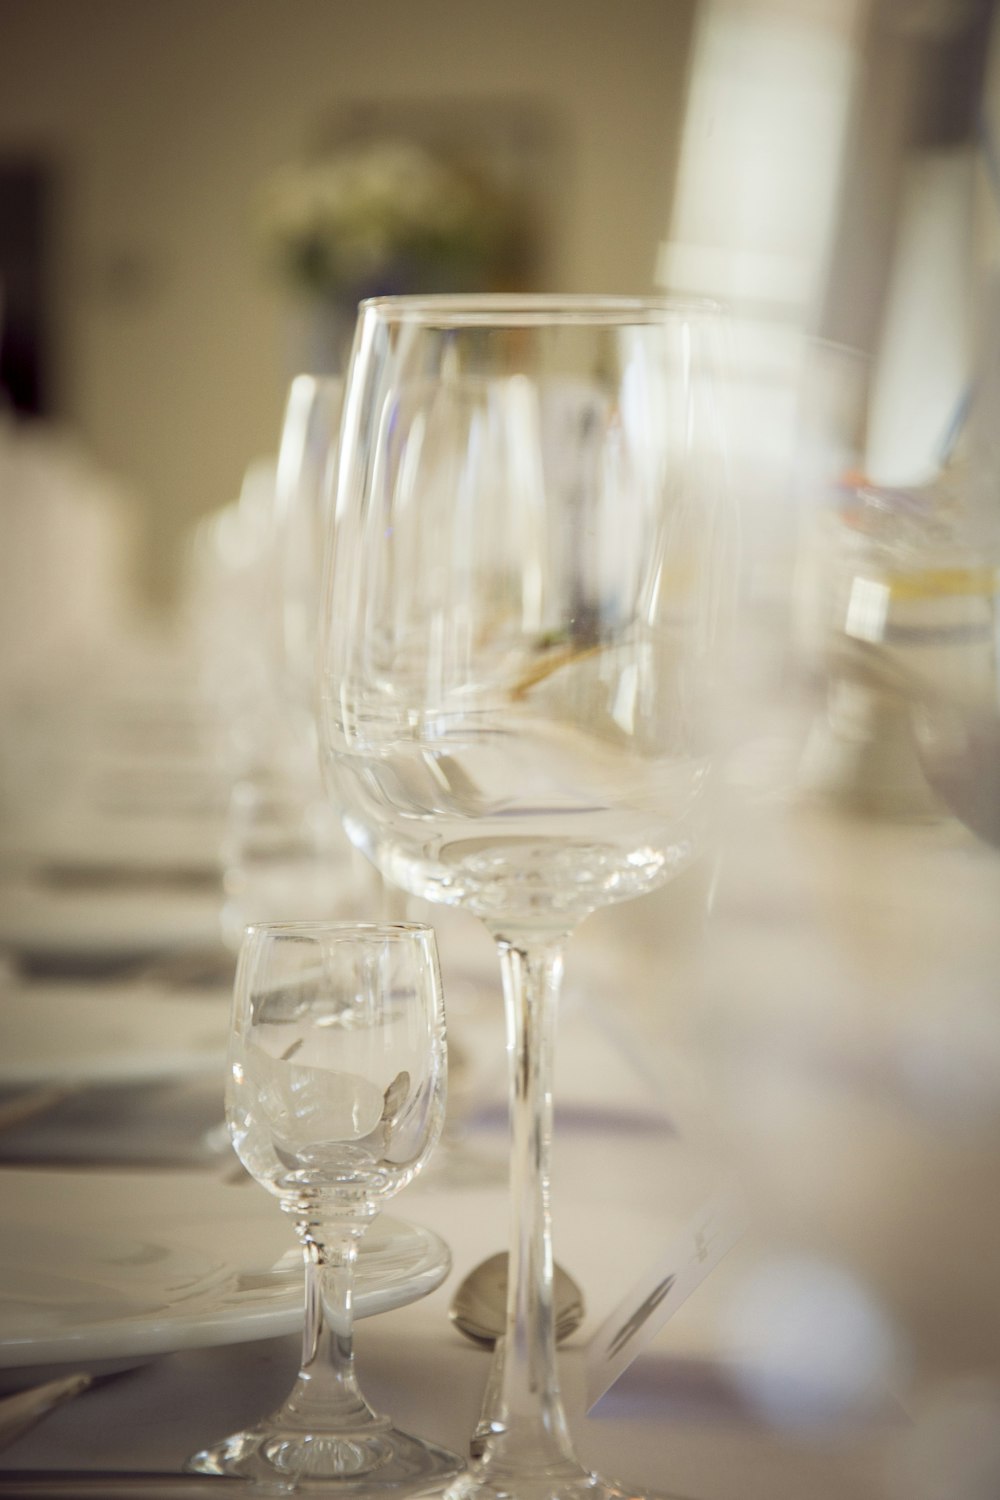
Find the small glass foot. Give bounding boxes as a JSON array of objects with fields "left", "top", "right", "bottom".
[{"left": 188, "top": 1420, "right": 465, "bottom": 1493}]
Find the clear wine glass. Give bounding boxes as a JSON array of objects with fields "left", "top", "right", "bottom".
[
  {"left": 317, "top": 295, "right": 732, "bottom": 1500},
  {"left": 188, "top": 919, "right": 465, "bottom": 1491},
  {"left": 273, "top": 373, "right": 345, "bottom": 716},
  {"left": 219, "top": 373, "right": 383, "bottom": 945}
]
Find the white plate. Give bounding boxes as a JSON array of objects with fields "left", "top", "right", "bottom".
[
  {"left": 0, "top": 1168, "right": 450, "bottom": 1376},
  {"left": 0, "top": 981, "right": 230, "bottom": 1087},
  {"left": 0, "top": 879, "right": 224, "bottom": 964}
]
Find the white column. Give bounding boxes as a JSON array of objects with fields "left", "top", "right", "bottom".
[{"left": 658, "top": 0, "right": 868, "bottom": 599}]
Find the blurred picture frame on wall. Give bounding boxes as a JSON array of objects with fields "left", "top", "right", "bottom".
[{"left": 0, "top": 157, "right": 56, "bottom": 418}]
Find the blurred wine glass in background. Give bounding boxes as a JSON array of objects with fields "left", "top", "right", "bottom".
[
  {"left": 272, "top": 375, "right": 345, "bottom": 721},
  {"left": 187, "top": 373, "right": 378, "bottom": 950},
  {"left": 790, "top": 339, "right": 1000, "bottom": 843}
]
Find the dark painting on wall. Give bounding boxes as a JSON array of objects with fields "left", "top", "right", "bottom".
[{"left": 0, "top": 160, "right": 54, "bottom": 418}]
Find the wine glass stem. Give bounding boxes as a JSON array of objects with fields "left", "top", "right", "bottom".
[
  {"left": 276, "top": 1217, "right": 385, "bottom": 1433},
  {"left": 480, "top": 933, "right": 580, "bottom": 1477}
]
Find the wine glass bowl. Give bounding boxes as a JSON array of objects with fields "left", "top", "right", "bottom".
[
  {"left": 321, "top": 296, "right": 725, "bottom": 941},
  {"left": 229, "top": 927, "right": 444, "bottom": 1206},
  {"left": 318, "top": 295, "right": 732, "bottom": 1500},
  {"left": 188, "top": 920, "right": 464, "bottom": 1492}
]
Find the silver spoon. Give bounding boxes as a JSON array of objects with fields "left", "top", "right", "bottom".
[{"left": 449, "top": 1251, "right": 584, "bottom": 1348}]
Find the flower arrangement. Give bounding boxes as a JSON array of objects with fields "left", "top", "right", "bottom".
[{"left": 255, "top": 139, "right": 518, "bottom": 304}]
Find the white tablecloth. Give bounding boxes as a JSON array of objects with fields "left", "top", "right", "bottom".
[{"left": 1, "top": 806, "right": 998, "bottom": 1500}]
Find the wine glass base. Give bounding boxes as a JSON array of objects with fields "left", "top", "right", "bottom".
[
  {"left": 188, "top": 1420, "right": 466, "bottom": 1492},
  {"left": 443, "top": 1462, "right": 687, "bottom": 1500}
]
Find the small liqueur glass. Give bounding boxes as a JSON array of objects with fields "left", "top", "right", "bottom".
[{"left": 188, "top": 920, "right": 464, "bottom": 1492}]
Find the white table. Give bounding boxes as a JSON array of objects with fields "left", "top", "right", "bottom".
[{"left": 1, "top": 805, "right": 998, "bottom": 1500}]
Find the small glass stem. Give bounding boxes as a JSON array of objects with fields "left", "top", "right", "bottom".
[
  {"left": 272, "top": 1215, "right": 387, "bottom": 1434},
  {"left": 477, "top": 933, "right": 581, "bottom": 1479}
]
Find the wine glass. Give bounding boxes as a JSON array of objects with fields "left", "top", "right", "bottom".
[
  {"left": 273, "top": 373, "right": 345, "bottom": 715},
  {"left": 188, "top": 920, "right": 465, "bottom": 1491},
  {"left": 316, "top": 295, "right": 732, "bottom": 1500},
  {"left": 219, "top": 374, "right": 384, "bottom": 945}
]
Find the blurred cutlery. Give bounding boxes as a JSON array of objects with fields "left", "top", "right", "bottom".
[
  {"left": 0, "top": 1374, "right": 92, "bottom": 1453},
  {"left": 0, "top": 1087, "right": 77, "bottom": 1137}
]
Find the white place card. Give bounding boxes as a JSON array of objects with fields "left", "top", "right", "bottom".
[{"left": 584, "top": 1195, "right": 745, "bottom": 1410}]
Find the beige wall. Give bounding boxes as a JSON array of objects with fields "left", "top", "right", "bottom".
[{"left": 0, "top": 0, "right": 696, "bottom": 610}]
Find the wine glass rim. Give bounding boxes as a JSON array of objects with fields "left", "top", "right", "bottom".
[
  {"left": 358, "top": 292, "right": 725, "bottom": 327},
  {"left": 243, "top": 919, "right": 435, "bottom": 941}
]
